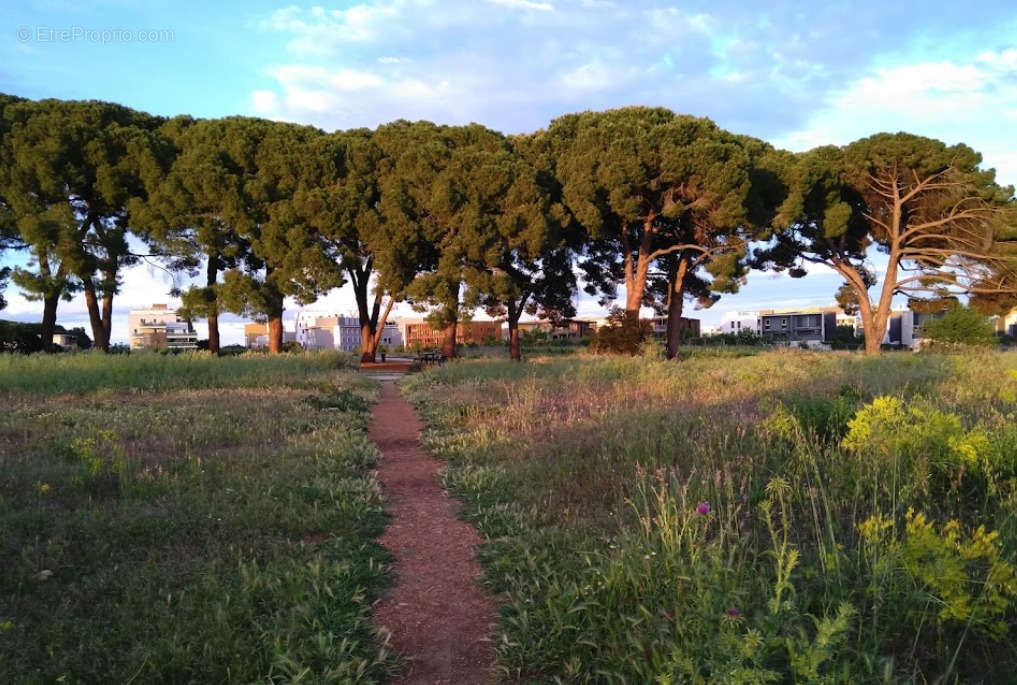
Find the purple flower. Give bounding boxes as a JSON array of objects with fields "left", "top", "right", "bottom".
[
  {"left": 696, "top": 501, "right": 710, "bottom": 515},
  {"left": 726, "top": 607, "right": 741, "bottom": 618}
]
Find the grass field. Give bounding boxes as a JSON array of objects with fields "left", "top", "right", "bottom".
[
  {"left": 403, "top": 349, "right": 1017, "bottom": 684},
  {"left": 0, "top": 352, "right": 393, "bottom": 683}
]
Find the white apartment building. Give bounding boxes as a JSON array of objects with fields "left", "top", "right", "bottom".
[
  {"left": 295, "top": 311, "right": 403, "bottom": 351},
  {"left": 716, "top": 310, "right": 763, "bottom": 335},
  {"left": 715, "top": 307, "right": 856, "bottom": 338},
  {"left": 128, "top": 304, "right": 198, "bottom": 351},
  {"left": 882, "top": 309, "right": 948, "bottom": 349}
]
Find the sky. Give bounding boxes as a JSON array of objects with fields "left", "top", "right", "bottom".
[{"left": 2, "top": 1, "right": 1016, "bottom": 344}]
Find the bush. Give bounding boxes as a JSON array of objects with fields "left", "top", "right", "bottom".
[
  {"left": 920, "top": 305, "right": 997, "bottom": 348},
  {"left": 590, "top": 308, "right": 652, "bottom": 355},
  {"left": 841, "top": 396, "right": 993, "bottom": 508}
]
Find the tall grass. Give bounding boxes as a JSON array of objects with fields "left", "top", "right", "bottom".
[
  {"left": 0, "top": 349, "right": 358, "bottom": 396},
  {"left": 0, "top": 359, "right": 391, "bottom": 683},
  {"left": 404, "top": 350, "right": 1017, "bottom": 683}
]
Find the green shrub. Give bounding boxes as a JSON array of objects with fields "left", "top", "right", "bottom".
[
  {"left": 858, "top": 509, "right": 1017, "bottom": 641},
  {"left": 590, "top": 308, "right": 652, "bottom": 355},
  {"left": 920, "top": 306, "right": 997, "bottom": 348},
  {"left": 842, "top": 396, "right": 993, "bottom": 507}
]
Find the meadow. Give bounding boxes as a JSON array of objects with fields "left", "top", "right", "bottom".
[
  {"left": 403, "top": 349, "right": 1017, "bottom": 684},
  {"left": 0, "top": 351, "right": 393, "bottom": 683}
]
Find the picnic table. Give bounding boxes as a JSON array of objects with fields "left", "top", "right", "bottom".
[{"left": 413, "top": 349, "right": 446, "bottom": 366}]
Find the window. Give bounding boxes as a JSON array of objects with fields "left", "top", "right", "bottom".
[{"left": 781, "top": 318, "right": 788, "bottom": 327}]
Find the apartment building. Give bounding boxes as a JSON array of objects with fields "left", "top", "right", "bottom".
[
  {"left": 398, "top": 319, "right": 502, "bottom": 348},
  {"left": 716, "top": 311, "right": 762, "bottom": 335},
  {"left": 883, "top": 309, "right": 949, "bottom": 349},
  {"left": 128, "top": 304, "right": 198, "bottom": 351},
  {"left": 294, "top": 311, "right": 403, "bottom": 351},
  {"left": 648, "top": 316, "right": 701, "bottom": 338},
  {"left": 294, "top": 312, "right": 341, "bottom": 351},
  {"left": 243, "top": 322, "right": 296, "bottom": 350},
  {"left": 512, "top": 319, "right": 597, "bottom": 340},
  {"left": 759, "top": 310, "right": 837, "bottom": 346}
]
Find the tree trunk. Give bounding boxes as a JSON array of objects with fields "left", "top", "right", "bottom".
[
  {"left": 625, "top": 252, "right": 653, "bottom": 313},
  {"left": 441, "top": 320, "right": 457, "bottom": 359},
  {"left": 206, "top": 308, "right": 220, "bottom": 355},
  {"left": 867, "top": 254, "right": 899, "bottom": 356},
  {"left": 360, "top": 322, "right": 375, "bottom": 363},
  {"left": 507, "top": 299, "right": 522, "bottom": 362},
  {"left": 40, "top": 293, "right": 59, "bottom": 353},
  {"left": 97, "top": 264, "right": 117, "bottom": 347},
  {"left": 268, "top": 316, "right": 283, "bottom": 354},
  {"left": 370, "top": 296, "right": 396, "bottom": 357},
  {"left": 625, "top": 216, "right": 657, "bottom": 313},
  {"left": 856, "top": 296, "right": 881, "bottom": 355},
  {"left": 349, "top": 265, "right": 377, "bottom": 363},
  {"left": 101, "top": 290, "right": 113, "bottom": 349},
  {"left": 82, "top": 278, "right": 109, "bottom": 352},
  {"left": 665, "top": 256, "right": 689, "bottom": 360},
  {"left": 206, "top": 256, "right": 220, "bottom": 356},
  {"left": 665, "top": 295, "right": 686, "bottom": 360}
]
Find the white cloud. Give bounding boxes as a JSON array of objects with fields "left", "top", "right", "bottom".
[
  {"left": 251, "top": 89, "right": 280, "bottom": 113},
  {"left": 556, "top": 61, "right": 627, "bottom": 91},
  {"left": 775, "top": 53, "right": 1017, "bottom": 188},
  {"left": 486, "top": 0, "right": 554, "bottom": 10},
  {"left": 249, "top": 1, "right": 730, "bottom": 132},
  {"left": 261, "top": 3, "right": 400, "bottom": 51}
]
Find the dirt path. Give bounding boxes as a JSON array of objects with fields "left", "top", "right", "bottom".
[{"left": 369, "top": 381, "right": 497, "bottom": 684}]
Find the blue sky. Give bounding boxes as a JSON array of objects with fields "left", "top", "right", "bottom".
[{"left": 2, "top": 1, "right": 1017, "bottom": 343}]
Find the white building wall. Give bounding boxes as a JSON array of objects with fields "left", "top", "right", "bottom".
[
  {"left": 128, "top": 305, "right": 197, "bottom": 350},
  {"left": 717, "top": 311, "right": 762, "bottom": 335}
]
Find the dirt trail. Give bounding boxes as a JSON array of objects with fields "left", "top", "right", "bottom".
[{"left": 369, "top": 380, "right": 497, "bottom": 684}]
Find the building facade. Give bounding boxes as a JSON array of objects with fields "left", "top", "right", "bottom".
[
  {"left": 760, "top": 311, "right": 837, "bottom": 346},
  {"left": 883, "top": 309, "right": 949, "bottom": 349},
  {"left": 649, "top": 316, "right": 701, "bottom": 339},
  {"left": 243, "top": 322, "right": 296, "bottom": 350},
  {"left": 294, "top": 312, "right": 340, "bottom": 351},
  {"left": 716, "top": 311, "right": 762, "bottom": 335},
  {"left": 294, "top": 311, "right": 404, "bottom": 351},
  {"left": 51, "top": 332, "right": 80, "bottom": 350},
  {"left": 128, "top": 304, "right": 198, "bottom": 351},
  {"left": 398, "top": 319, "right": 502, "bottom": 349},
  {"left": 511, "top": 319, "right": 597, "bottom": 340}
]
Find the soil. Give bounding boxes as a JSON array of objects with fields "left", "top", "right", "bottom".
[{"left": 369, "top": 381, "right": 498, "bottom": 684}]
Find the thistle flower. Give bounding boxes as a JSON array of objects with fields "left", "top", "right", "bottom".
[
  {"left": 723, "top": 607, "right": 743, "bottom": 624},
  {"left": 696, "top": 501, "right": 710, "bottom": 515}
]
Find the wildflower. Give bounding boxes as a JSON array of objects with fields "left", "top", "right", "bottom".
[
  {"left": 723, "top": 607, "right": 743, "bottom": 624},
  {"left": 696, "top": 501, "right": 710, "bottom": 515}
]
